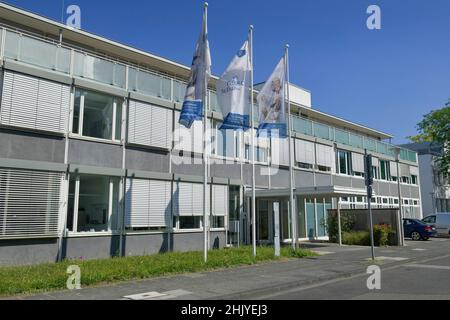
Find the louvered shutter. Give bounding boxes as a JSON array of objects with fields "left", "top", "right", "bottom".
[
  {"left": 316, "top": 144, "right": 334, "bottom": 169},
  {"left": 0, "top": 71, "right": 70, "bottom": 133},
  {"left": 128, "top": 100, "right": 172, "bottom": 149},
  {"left": 125, "top": 178, "right": 171, "bottom": 228},
  {"left": 390, "top": 161, "right": 398, "bottom": 177},
  {"left": 212, "top": 185, "right": 228, "bottom": 216},
  {"left": 351, "top": 153, "right": 365, "bottom": 173},
  {"left": 295, "top": 139, "right": 315, "bottom": 165},
  {"left": 173, "top": 182, "right": 209, "bottom": 216},
  {"left": 0, "top": 168, "right": 64, "bottom": 239},
  {"left": 271, "top": 138, "right": 290, "bottom": 166},
  {"left": 410, "top": 166, "right": 419, "bottom": 176}
]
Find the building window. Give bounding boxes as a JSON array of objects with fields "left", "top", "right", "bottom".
[
  {"left": 178, "top": 216, "right": 202, "bottom": 230},
  {"left": 411, "top": 175, "right": 418, "bottom": 185},
  {"left": 354, "top": 172, "right": 365, "bottom": 178},
  {"left": 317, "top": 165, "right": 331, "bottom": 172},
  {"left": 67, "top": 174, "right": 120, "bottom": 233},
  {"left": 337, "top": 150, "right": 351, "bottom": 175},
  {"left": 402, "top": 176, "right": 410, "bottom": 184},
  {"left": 379, "top": 160, "right": 390, "bottom": 181},
  {"left": 372, "top": 166, "right": 378, "bottom": 180},
  {"left": 214, "top": 121, "right": 237, "bottom": 158},
  {"left": 72, "top": 89, "right": 123, "bottom": 141},
  {"left": 211, "top": 216, "right": 225, "bottom": 228},
  {"left": 297, "top": 162, "right": 314, "bottom": 170}
]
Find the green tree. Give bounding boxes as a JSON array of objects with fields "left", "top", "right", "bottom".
[{"left": 408, "top": 100, "right": 450, "bottom": 179}]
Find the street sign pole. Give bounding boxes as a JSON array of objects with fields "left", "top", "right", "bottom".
[{"left": 364, "top": 150, "right": 376, "bottom": 261}]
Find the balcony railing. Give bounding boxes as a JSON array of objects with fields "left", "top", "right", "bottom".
[{"left": 0, "top": 26, "right": 417, "bottom": 163}]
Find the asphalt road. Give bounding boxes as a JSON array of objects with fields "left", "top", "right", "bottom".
[{"left": 254, "top": 239, "right": 450, "bottom": 300}]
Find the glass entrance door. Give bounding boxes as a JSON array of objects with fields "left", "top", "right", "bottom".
[{"left": 257, "top": 200, "right": 269, "bottom": 242}]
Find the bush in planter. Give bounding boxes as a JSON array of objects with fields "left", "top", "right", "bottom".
[
  {"left": 342, "top": 231, "right": 370, "bottom": 246},
  {"left": 373, "top": 223, "right": 396, "bottom": 246},
  {"left": 325, "top": 212, "right": 356, "bottom": 243}
]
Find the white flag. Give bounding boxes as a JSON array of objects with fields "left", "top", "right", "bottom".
[
  {"left": 217, "top": 41, "right": 251, "bottom": 131},
  {"left": 257, "top": 57, "right": 287, "bottom": 138},
  {"left": 179, "top": 7, "right": 212, "bottom": 128}
]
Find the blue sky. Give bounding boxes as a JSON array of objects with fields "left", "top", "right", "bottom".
[{"left": 3, "top": 0, "right": 450, "bottom": 143}]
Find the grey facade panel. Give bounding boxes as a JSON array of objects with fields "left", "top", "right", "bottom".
[
  {"left": 294, "top": 170, "right": 314, "bottom": 188},
  {"left": 401, "top": 185, "right": 412, "bottom": 198},
  {"left": 270, "top": 168, "right": 290, "bottom": 189},
  {"left": 210, "top": 163, "right": 241, "bottom": 180},
  {"left": 376, "top": 182, "right": 392, "bottom": 197},
  {"left": 62, "top": 236, "right": 121, "bottom": 260},
  {"left": 172, "top": 154, "right": 204, "bottom": 177},
  {"left": 333, "top": 175, "right": 352, "bottom": 188},
  {"left": 315, "top": 173, "right": 332, "bottom": 187},
  {"left": 0, "top": 239, "right": 58, "bottom": 266},
  {"left": 243, "top": 164, "right": 269, "bottom": 188},
  {"left": 171, "top": 232, "right": 226, "bottom": 252},
  {"left": 0, "top": 129, "right": 65, "bottom": 163},
  {"left": 351, "top": 178, "right": 365, "bottom": 189},
  {"left": 126, "top": 147, "right": 170, "bottom": 173},
  {"left": 123, "top": 233, "right": 169, "bottom": 257},
  {"left": 68, "top": 139, "right": 123, "bottom": 169},
  {"left": 410, "top": 186, "right": 421, "bottom": 199}
]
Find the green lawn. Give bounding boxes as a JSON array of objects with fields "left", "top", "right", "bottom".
[{"left": 0, "top": 246, "right": 316, "bottom": 297}]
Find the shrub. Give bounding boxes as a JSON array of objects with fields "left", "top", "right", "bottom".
[
  {"left": 342, "top": 231, "right": 370, "bottom": 246},
  {"left": 326, "top": 212, "right": 356, "bottom": 243},
  {"left": 373, "top": 223, "right": 396, "bottom": 247}
]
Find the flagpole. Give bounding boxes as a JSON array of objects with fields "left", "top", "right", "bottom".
[
  {"left": 285, "top": 44, "right": 297, "bottom": 250},
  {"left": 203, "top": 2, "right": 209, "bottom": 263},
  {"left": 249, "top": 25, "right": 257, "bottom": 257}
]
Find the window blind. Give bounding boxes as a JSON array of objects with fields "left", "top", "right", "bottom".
[
  {"left": 0, "top": 71, "right": 70, "bottom": 133},
  {"left": 0, "top": 168, "right": 64, "bottom": 239}
]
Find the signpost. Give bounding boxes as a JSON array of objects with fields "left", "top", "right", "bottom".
[
  {"left": 364, "top": 150, "right": 376, "bottom": 261},
  {"left": 273, "top": 202, "right": 280, "bottom": 257}
]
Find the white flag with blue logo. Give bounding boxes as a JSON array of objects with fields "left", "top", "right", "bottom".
[
  {"left": 217, "top": 41, "right": 251, "bottom": 131},
  {"left": 257, "top": 57, "right": 287, "bottom": 138},
  {"left": 179, "top": 8, "right": 211, "bottom": 128}
]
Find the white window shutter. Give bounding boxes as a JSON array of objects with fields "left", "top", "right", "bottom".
[
  {"left": 125, "top": 178, "right": 150, "bottom": 228},
  {"left": 1, "top": 71, "right": 70, "bottom": 133},
  {"left": 128, "top": 100, "right": 172, "bottom": 149},
  {"left": 410, "top": 166, "right": 419, "bottom": 176},
  {"left": 212, "top": 185, "right": 228, "bottom": 216},
  {"left": 390, "top": 161, "right": 398, "bottom": 177},
  {"left": 316, "top": 144, "right": 334, "bottom": 169},
  {"left": 0, "top": 168, "right": 64, "bottom": 239},
  {"left": 295, "top": 139, "right": 315, "bottom": 165},
  {"left": 272, "top": 138, "right": 290, "bottom": 166},
  {"left": 351, "top": 152, "right": 365, "bottom": 173},
  {"left": 125, "top": 178, "right": 171, "bottom": 228}
]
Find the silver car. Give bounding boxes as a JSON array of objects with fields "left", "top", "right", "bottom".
[{"left": 422, "top": 213, "right": 450, "bottom": 237}]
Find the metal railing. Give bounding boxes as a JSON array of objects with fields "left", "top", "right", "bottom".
[{"left": 0, "top": 26, "right": 418, "bottom": 163}]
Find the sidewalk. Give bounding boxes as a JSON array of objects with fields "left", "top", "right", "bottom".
[{"left": 12, "top": 239, "right": 450, "bottom": 300}]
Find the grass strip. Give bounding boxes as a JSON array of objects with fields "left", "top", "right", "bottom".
[{"left": 0, "top": 246, "right": 316, "bottom": 297}]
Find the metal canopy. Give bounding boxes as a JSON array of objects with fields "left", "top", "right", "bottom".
[{"left": 245, "top": 185, "right": 370, "bottom": 199}]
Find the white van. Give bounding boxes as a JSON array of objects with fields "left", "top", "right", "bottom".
[{"left": 422, "top": 213, "right": 450, "bottom": 236}]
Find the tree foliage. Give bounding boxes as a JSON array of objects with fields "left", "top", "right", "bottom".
[{"left": 409, "top": 100, "right": 450, "bottom": 179}]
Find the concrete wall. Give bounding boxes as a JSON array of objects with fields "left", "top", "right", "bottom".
[
  {"left": 68, "top": 139, "right": 122, "bottom": 168},
  {"left": 126, "top": 147, "right": 170, "bottom": 173},
  {"left": 61, "top": 235, "right": 122, "bottom": 261},
  {"left": 0, "top": 129, "right": 65, "bottom": 163},
  {"left": 0, "top": 238, "right": 59, "bottom": 266}
]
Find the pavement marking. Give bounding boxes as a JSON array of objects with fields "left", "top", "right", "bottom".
[
  {"left": 411, "top": 248, "right": 426, "bottom": 251},
  {"left": 123, "top": 289, "right": 193, "bottom": 300},
  {"left": 124, "top": 291, "right": 168, "bottom": 300},
  {"left": 404, "top": 264, "right": 450, "bottom": 270},
  {"left": 367, "top": 256, "right": 409, "bottom": 261},
  {"left": 311, "top": 251, "right": 335, "bottom": 256}
]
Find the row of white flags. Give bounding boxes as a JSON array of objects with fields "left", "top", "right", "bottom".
[{"left": 180, "top": 7, "right": 288, "bottom": 138}]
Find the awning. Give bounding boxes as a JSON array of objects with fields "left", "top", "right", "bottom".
[{"left": 245, "top": 185, "right": 370, "bottom": 199}]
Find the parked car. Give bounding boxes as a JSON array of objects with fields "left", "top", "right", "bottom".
[
  {"left": 422, "top": 213, "right": 450, "bottom": 237},
  {"left": 403, "top": 218, "right": 437, "bottom": 241}
]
